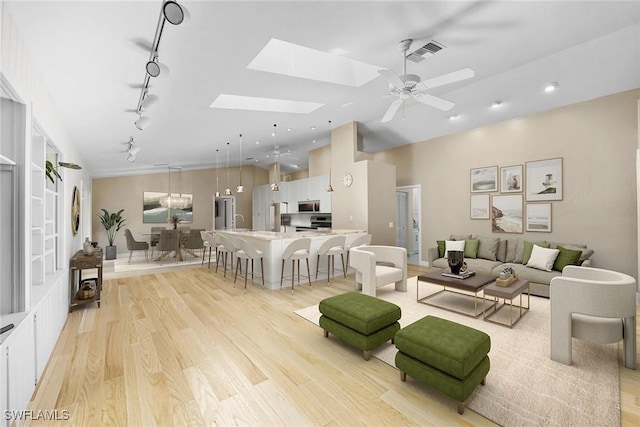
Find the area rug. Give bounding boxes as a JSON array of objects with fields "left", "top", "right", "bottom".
[
  {"left": 295, "top": 277, "right": 620, "bottom": 427},
  {"left": 112, "top": 251, "right": 204, "bottom": 272}
]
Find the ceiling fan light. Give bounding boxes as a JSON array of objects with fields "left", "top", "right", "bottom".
[
  {"left": 135, "top": 115, "right": 151, "bottom": 130},
  {"left": 163, "top": 1, "right": 189, "bottom": 25},
  {"left": 545, "top": 82, "right": 559, "bottom": 93},
  {"left": 128, "top": 144, "right": 141, "bottom": 156}
]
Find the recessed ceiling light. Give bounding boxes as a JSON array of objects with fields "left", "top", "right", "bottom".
[
  {"left": 210, "top": 94, "right": 323, "bottom": 114},
  {"left": 287, "top": 128, "right": 292, "bottom": 132},
  {"left": 544, "top": 82, "right": 559, "bottom": 93},
  {"left": 448, "top": 114, "right": 459, "bottom": 120},
  {"left": 310, "top": 126, "right": 316, "bottom": 131},
  {"left": 491, "top": 100, "right": 503, "bottom": 108},
  {"left": 312, "top": 139, "right": 316, "bottom": 143},
  {"left": 255, "top": 140, "right": 260, "bottom": 144},
  {"left": 247, "top": 38, "right": 381, "bottom": 87}
]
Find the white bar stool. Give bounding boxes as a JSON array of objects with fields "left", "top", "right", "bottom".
[
  {"left": 316, "top": 235, "right": 347, "bottom": 283},
  {"left": 281, "top": 238, "right": 312, "bottom": 292},
  {"left": 234, "top": 237, "right": 265, "bottom": 291}
]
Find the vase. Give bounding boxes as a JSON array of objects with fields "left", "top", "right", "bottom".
[
  {"left": 447, "top": 250, "right": 464, "bottom": 275},
  {"left": 105, "top": 245, "right": 117, "bottom": 260},
  {"left": 83, "top": 237, "right": 94, "bottom": 256}
]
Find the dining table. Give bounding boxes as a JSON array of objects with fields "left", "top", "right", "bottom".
[{"left": 142, "top": 229, "right": 196, "bottom": 262}]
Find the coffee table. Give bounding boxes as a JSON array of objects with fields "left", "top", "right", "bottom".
[
  {"left": 482, "top": 278, "right": 530, "bottom": 328},
  {"left": 417, "top": 270, "right": 496, "bottom": 317}
]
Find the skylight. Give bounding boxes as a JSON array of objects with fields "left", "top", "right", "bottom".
[
  {"left": 210, "top": 94, "right": 323, "bottom": 114},
  {"left": 247, "top": 38, "right": 381, "bottom": 87}
]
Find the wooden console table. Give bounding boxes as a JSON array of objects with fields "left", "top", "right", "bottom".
[{"left": 69, "top": 249, "right": 103, "bottom": 312}]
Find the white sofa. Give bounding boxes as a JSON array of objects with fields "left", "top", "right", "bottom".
[
  {"left": 350, "top": 245, "right": 407, "bottom": 297},
  {"left": 429, "top": 235, "right": 594, "bottom": 297}
]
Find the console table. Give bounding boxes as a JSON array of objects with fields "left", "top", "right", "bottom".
[{"left": 69, "top": 249, "right": 103, "bottom": 312}]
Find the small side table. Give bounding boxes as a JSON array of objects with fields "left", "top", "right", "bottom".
[
  {"left": 482, "top": 278, "right": 530, "bottom": 328},
  {"left": 69, "top": 249, "right": 103, "bottom": 312}
]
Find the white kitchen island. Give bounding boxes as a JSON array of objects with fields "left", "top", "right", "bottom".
[{"left": 214, "top": 229, "right": 367, "bottom": 290}]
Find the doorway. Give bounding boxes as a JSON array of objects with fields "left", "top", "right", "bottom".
[{"left": 396, "top": 185, "right": 423, "bottom": 265}]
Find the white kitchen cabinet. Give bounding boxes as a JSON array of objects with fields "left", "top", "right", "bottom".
[
  {"left": 252, "top": 184, "right": 268, "bottom": 231},
  {"left": 286, "top": 180, "right": 299, "bottom": 212}
]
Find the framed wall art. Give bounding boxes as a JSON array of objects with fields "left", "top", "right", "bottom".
[
  {"left": 470, "top": 194, "right": 490, "bottom": 219},
  {"left": 491, "top": 194, "right": 523, "bottom": 233},
  {"left": 526, "top": 203, "right": 552, "bottom": 232},
  {"left": 143, "top": 191, "right": 193, "bottom": 224},
  {"left": 525, "top": 157, "right": 563, "bottom": 201},
  {"left": 470, "top": 166, "right": 498, "bottom": 192},
  {"left": 500, "top": 164, "right": 523, "bottom": 193}
]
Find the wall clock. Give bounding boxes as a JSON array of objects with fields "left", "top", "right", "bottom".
[
  {"left": 71, "top": 186, "right": 80, "bottom": 236},
  {"left": 342, "top": 172, "right": 353, "bottom": 188}
]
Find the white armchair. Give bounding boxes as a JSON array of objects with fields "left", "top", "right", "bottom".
[
  {"left": 550, "top": 266, "right": 637, "bottom": 369},
  {"left": 350, "top": 245, "right": 407, "bottom": 297}
]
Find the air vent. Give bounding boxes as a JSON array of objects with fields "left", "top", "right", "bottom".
[{"left": 407, "top": 40, "right": 445, "bottom": 63}]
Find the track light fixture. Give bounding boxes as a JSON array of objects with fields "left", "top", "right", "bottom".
[
  {"left": 135, "top": 114, "right": 151, "bottom": 130},
  {"left": 125, "top": 137, "right": 141, "bottom": 162},
  {"left": 163, "top": 0, "right": 189, "bottom": 25}
]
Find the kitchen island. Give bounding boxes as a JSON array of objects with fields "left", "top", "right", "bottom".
[{"left": 214, "top": 229, "right": 367, "bottom": 290}]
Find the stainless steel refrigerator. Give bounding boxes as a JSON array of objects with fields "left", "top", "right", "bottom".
[{"left": 267, "top": 202, "right": 288, "bottom": 232}]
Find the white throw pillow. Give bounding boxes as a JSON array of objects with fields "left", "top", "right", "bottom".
[
  {"left": 526, "top": 245, "right": 560, "bottom": 271},
  {"left": 444, "top": 240, "right": 465, "bottom": 258}
]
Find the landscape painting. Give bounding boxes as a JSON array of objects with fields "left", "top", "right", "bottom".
[
  {"left": 471, "top": 194, "right": 490, "bottom": 219},
  {"left": 143, "top": 192, "right": 193, "bottom": 224},
  {"left": 525, "top": 158, "right": 563, "bottom": 201},
  {"left": 491, "top": 194, "right": 523, "bottom": 233},
  {"left": 526, "top": 203, "right": 552, "bottom": 232},
  {"left": 471, "top": 166, "right": 498, "bottom": 192}
]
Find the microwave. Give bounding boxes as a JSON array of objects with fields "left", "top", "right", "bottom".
[{"left": 298, "top": 200, "right": 320, "bottom": 212}]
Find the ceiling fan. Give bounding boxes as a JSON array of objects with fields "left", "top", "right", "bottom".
[{"left": 379, "top": 39, "right": 475, "bottom": 123}]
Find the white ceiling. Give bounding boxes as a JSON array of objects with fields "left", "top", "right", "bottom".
[{"left": 5, "top": 1, "right": 640, "bottom": 178}]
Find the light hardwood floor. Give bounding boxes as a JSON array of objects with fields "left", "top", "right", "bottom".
[{"left": 24, "top": 264, "right": 640, "bottom": 426}]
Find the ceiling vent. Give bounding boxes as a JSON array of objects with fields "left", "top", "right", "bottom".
[{"left": 406, "top": 40, "right": 445, "bottom": 63}]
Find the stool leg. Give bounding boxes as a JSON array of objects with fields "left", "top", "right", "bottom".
[
  {"left": 260, "top": 258, "right": 265, "bottom": 288},
  {"left": 400, "top": 371, "right": 406, "bottom": 382},
  {"left": 291, "top": 259, "right": 295, "bottom": 292},
  {"left": 327, "top": 255, "right": 331, "bottom": 283},
  {"left": 315, "top": 255, "right": 320, "bottom": 280},
  {"left": 340, "top": 253, "right": 346, "bottom": 278},
  {"left": 280, "top": 259, "right": 285, "bottom": 288},
  {"left": 363, "top": 350, "right": 371, "bottom": 361},
  {"left": 306, "top": 258, "right": 311, "bottom": 288},
  {"left": 244, "top": 259, "right": 249, "bottom": 291},
  {"left": 457, "top": 402, "right": 465, "bottom": 415}
]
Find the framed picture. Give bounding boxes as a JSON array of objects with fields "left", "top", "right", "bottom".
[
  {"left": 526, "top": 203, "right": 552, "bottom": 232},
  {"left": 500, "top": 164, "right": 523, "bottom": 193},
  {"left": 470, "top": 166, "right": 498, "bottom": 192},
  {"left": 491, "top": 194, "right": 523, "bottom": 233},
  {"left": 470, "top": 194, "right": 490, "bottom": 219},
  {"left": 525, "top": 157, "right": 563, "bottom": 201},
  {"left": 143, "top": 191, "right": 193, "bottom": 224}
]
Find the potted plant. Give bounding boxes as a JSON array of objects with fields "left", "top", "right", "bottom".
[
  {"left": 99, "top": 208, "right": 125, "bottom": 260},
  {"left": 45, "top": 160, "right": 82, "bottom": 183},
  {"left": 169, "top": 213, "right": 182, "bottom": 229}
]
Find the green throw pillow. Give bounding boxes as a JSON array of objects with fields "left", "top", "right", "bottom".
[
  {"left": 553, "top": 246, "right": 583, "bottom": 271},
  {"left": 436, "top": 240, "right": 446, "bottom": 258},
  {"left": 464, "top": 239, "right": 479, "bottom": 259},
  {"left": 523, "top": 241, "right": 550, "bottom": 264}
]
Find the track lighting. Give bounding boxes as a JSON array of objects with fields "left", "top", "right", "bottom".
[
  {"left": 163, "top": 1, "right": 189, "bottom": 25},
  {"left": 146, "top": 56, "right": 170, "bottom": 78},
  {"left": 127, "top": 153, "right": 136, "bottom": 162},
  {"left": 141, "top": 92, "right": 159, "bottom": 110},
  {"left": 128, "top": 144, "right": 141, "bottom": 156},
  {"left": 135, "top": 114, "right": 151, "bottom": 130}
]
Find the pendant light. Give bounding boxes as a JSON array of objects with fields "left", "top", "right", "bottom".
[
  {"left": 236, "top": 133, "right": 245, "bottom": 193},
  {"left": 325, "top": 120, "right": 334, "bottom": 192},
  {"left": 224, "top": 142, "right": 232, "bottom": 195},
  {"left": 215, "top": 149, "right": 221, "bottom": 197},
  {"left": 160, "top": 166, "right": 189, "bottom": 209},
  {"left": 270, "top": 124, "right": 280, "bottom": 192}
]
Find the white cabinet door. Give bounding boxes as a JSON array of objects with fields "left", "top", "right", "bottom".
[
  {"left": 287, "top": 181, "right": 299, "bottom": 212},
  {"left": 5, "top": 316, "right": 36, "bottom": 419},
  {"left": 0, "top": 342, "right": 7, "bottom": 427}
]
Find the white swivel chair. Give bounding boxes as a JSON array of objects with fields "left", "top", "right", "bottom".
[
  {"left": 550, "top": 266, "right": 637, "bottom": 370},
  {"left": 345, "top": 233, "right": 372, "bottom": 272},
  {"left": 349, "top": 245, "right": 407, "bottom": 297},
  {"left": 234, "top": 237, "right": 265, "bottom": 291},
  {"left": 281, "top": 238, "right": 312, "bottom": 292},
  {"left": 316, "top": 235, "right": 347, "bottom": 283}
]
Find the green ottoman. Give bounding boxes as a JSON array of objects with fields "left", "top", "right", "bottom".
[
  {"left": 395, "top": 316, "right": 490, "bottom": 414},
  {"left": 319, "top": 292, "right": 401, "bottom": 360}
]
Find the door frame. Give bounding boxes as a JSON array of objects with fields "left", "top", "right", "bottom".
[{"left": 396, "top": 184, "right": 426, "bottom": 266}]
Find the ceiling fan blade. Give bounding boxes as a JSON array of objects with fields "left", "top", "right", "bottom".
[
  {"left": 378, "top": 69, "right": 404, "bottom": 89},
  {"left": 381, "top": 99, "right": 403, "bottom": 123},
  {"left": 421, "top": 68, "right": 475, "bottom": 89},
  {"left": 413, "top": 93, "right": 455, "bottom": 111}
]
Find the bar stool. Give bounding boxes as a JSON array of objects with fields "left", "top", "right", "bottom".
[
  {"left": 234, "top": 237, "right": 265, "bottom": 291},
  {"left": 316, "top": 235, "right": 347, "bottom": 283},
  {"left": 345, "top": 233, "right": 372, "bottom": 271},
  {"left": 281, "top": 238, "right": 312, "bottom": 292},
  {"left": 215, "top": 233, "right": 238, "bottom": 278},
  {"left": 201, "top": 231, "right": 216, "bottom": 268}
]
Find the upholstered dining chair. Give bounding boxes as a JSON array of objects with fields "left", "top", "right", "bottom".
[
  {"left": 183, "top": 228, "right": 205, "bottom": 258},
  {"left": 550, "top": 266, "right": 637, "bottom": 369},
  {"left": 156, "top": 229, "right": 179, "bottom": 265},
  {"left": 149, "top": 226, "right": 166, "bottom": 259},
  {"left": 124, "top": 229, "right": 149, "bottom": 264},
  {"left": 281, "top": 238, "right": 312, "bottom": 292},
  {"left": 349, "top": 245, "right": 407, "bottom": 297},
  {"left": 316, "top": 235, "right": 347, "bottom": 283}
]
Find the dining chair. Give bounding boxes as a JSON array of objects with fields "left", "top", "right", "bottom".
[
  {"left": 156, "top": 229, "right": 179, "bottom": 265},
  {"left": 124, "top": 229, "right": 149, "bottom": 264},
  {"left": 149, "top": 226, "right": 166, "bottom": 258},
  {"left": 183, "top": 228, "right": 205, "bottom": 259},
  {"left": 316, "top": 235, "right": 347, "bottom": 283},
  {"left": 281, "top": 238, "right": 312, "bottom": 292}
]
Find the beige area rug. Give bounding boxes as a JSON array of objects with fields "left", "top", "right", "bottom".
[
  {"left": 111, "top": 251, "right": 204, "bottom": 273},
  {"left": 295, "top": 277, "right": 620, "bottom": 427}
]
